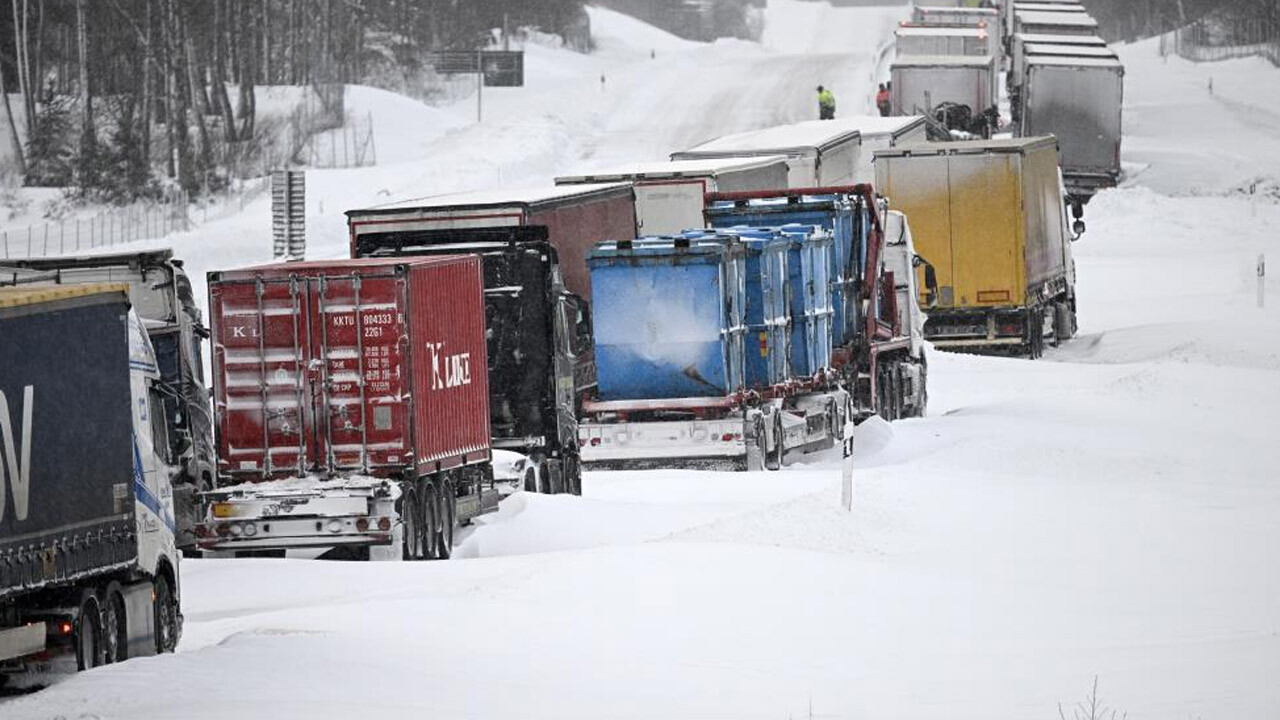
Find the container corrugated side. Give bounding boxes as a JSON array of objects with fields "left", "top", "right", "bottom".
[{"left": 405, "top": 256, "right": 492, "bottom": 471}]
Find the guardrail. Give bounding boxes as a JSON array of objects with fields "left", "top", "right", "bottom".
[{"left": 1161, "top": 19, "right": 1280, "bottom": 67}]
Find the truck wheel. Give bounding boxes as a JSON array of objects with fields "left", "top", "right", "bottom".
[
  {"left": 745, "top": 414, "right": 767, "bottom": 472},
  {"left": 1053, "top": 302, "right": 1074, "bottom": 344},
  {"left": 765, "top": 414, "right": 783, "bottom": 471},
  {"left": 101, "top": 585, "right": 128, "bottom": 664},
  {"left": 564, "top": 454, "right": 583, "bottom": 496},
  {"left": 422, "top": 483, "right": 441, "bottom": 560},
  {"left": 536, "top": 460, "right": 553, "bottom": 495},
  {"left": 437, "top": 479, "right": 456, "bottom": 559},
  {"left": 77, "top": 593, "right": 103, "bottom": 671},
  {"left": 401, "top": 488, "right": 423, "bottom": 561},
  {"left": 523, "top": 466, "right": 537, "bottom": 493},
  {"left": 152, "top": 575, "right": 178, "bottom": 654}
]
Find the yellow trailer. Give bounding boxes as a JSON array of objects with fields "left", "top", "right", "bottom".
[{"left": 874, "top": 136, "right": 1077, "bottom": 356}]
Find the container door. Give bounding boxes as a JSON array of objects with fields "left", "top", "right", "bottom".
[
  {"left": 211, "top": 277, "right": 309, "bottom": 480},
  {"left": 767, "top": 245, "right": 790, "bottom": 384},
  {"left": 308, "top": 273, "right": 411, "bottom": 474},
  {"left": 948, "top": 154, "right": 1022, "bottom": 308},
  {"left": 880, "top": 155, "right": 955, "bottom": 307}
]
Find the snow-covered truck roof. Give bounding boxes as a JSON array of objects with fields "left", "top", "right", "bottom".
[
  {"left": 555, "top": 156, "right": 790, "bottom": 184},
  {"left": 1023, "top": 43, "right": 1118, "bottom": 59},
  {"left": 346, "top": 182, "right": 633, "bottom": 216},
  {"left": 673, "top": 120, "right": 862, "bottom": 159},
  {"left": 1015, "top": 11, "right": 1100, "bottom": 29},
  {"left": 1025, "top": 55, "right": 1124, "bottom": 70},
  {"left": 891, "top": 54, "right": 996, "bottom": 69},
  {"left": 895, "top": 26, "right": 990, "bottom": 38},
  {"left": 1013, "top": 32, "right": 1106, "bottom": 45},
  {"left": 877, "top": 135, "right": 1059, "bottom": 159}
]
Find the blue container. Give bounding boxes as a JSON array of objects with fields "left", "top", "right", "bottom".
[
  {"left": 712, "top": 228, "right": 791, "bottom": 390},
  {"left": 778, "top": 224, "right": 834, "bottom": 377},
  {"left": 588, "top": 235, "right": 747, "bottom": 401},
  {"left": 707, "top": 193, "right": 871, "bottom": 349}
]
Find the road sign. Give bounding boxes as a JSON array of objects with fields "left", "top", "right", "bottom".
[{"left": 428, "top": 50, "right": 524, "bottom": 87}]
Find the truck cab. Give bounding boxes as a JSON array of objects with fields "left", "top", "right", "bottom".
[
  {"left": 0, "top": 285, "right": 180, "bottom": 677},
  {"left": 0, "top": 251, "right": 213, "bottom": 553},
  {"left": 353, "top": 226, "right": 589, "bottom": 494}
]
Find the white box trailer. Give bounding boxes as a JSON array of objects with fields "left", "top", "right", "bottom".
[
  {"left": 1019, "top": 55, "right": 1124, "bottom": 196},
  {"left": 842, "top": 116, "right": 928, "bottom": 183},
  {"left": 890, "top": 55, "right": 996, "bottom": 119},
  {"left": 1014, "top": 10, "right": 1100, "bottom": 37},
  {"left": 896, "top": 25, "right": 992, "bottom": 58},
  {"left": 672, "top": 121, "right": 863, "bottom": 188},
  {"left": 1011, "top": 40, "right": 1116, "bottom": 97},
  {"left": 1013, "top": 2, "right": 1087, "bottom": 14},
  {"left": 911, "top": 7, "right": 1001, "bottom": 44},
  {"left": 555, "top": 157, "right": 790, "bottom": 235},
  {"left": 1003, "top": 0, "right": 1084, "bottom": 38}
]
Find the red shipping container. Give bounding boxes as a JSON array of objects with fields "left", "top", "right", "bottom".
[
  {"left": 208, "top": 256, "right": 490, "bottom": 484},
  {"left": 345, "top": 183, "right": 638, "bottom": 300}
]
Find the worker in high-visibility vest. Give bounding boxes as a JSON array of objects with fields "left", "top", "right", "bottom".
[{"left": 817, "top": 85, "right": 836, "bottom": 120}]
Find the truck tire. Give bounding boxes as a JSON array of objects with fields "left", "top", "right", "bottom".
[
  {"left": 101, "top": 584, "right": 128, "bottom": 664},
  {"left": 1053, "top": 302, "right": 1075, "bottom": 345},
  {"left": 432, "top": 479, "right": 453, "bottom": 558},
  {"left": 152, "top": 575, "right": 178, "bottom": 654},
  {"left": 745, "top": 413, "right": 767, "bottom": 472},
  {"left": 401, "top": 488, "right": 423, "bottom": 561},
  {"left": 766, "top": 413, "right": 783, "bottom": 471},
  {"left": 77, "top": 592, "right": 103, "bottom": 671},
  {"left": 523, "top": 466, "right": 538, "bottom": 493},
  {"left": 564, "top": 454, "right": 583, "bottom": 496},
  {"left": 438, "top": 478, "right": 456, "bottom": 558},
  {"left": 422, "top": 483, "right": 441, "bottom": 560}
]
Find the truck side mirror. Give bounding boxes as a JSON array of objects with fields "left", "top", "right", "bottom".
[
  {"left": 923, "top": 265, "right": 939, "bottom": 308},
  {"left": 569, "top": 295, "right": 593, "bottom": 356},
  {"left": 1072, "top": 220, "right": 1086, "bottom": 240}
]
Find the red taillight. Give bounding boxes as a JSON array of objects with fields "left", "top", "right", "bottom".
[
  {"left": 59, "top": 622, "right": 73, "bottom": 635},
  {"left": 377, "top": 517, "right": 391, "bottom": 532},
  {"left": 721, "top": 433, "right": 734, "bottom": 442},
  {"left": 355, "top": 518, "right": 369, "bottom": 533},
  {"left": 590, "top": 438, "right": 601, "bottom": 446},
  {"left": 214, "top": 523, "right": 232, "bottom": 537},
  {"left": 194, "top": 525, "right": 210, "bottom": 538}
]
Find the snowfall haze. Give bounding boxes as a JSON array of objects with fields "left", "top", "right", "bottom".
[{"left": 3, "top": 2, "right": 1280, "bottom": 719}]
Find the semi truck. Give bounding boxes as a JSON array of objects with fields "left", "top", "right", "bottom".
[
  {"left": 1009, "top": 40, "right": 1114, "bottom": 109},
  {"left": 671, "top": 121, "right": 864, "bottom": 188},
  {"left": 578, "top": 229, "right": 851, "bottom": 471},
  {"left": 1004, "top": 0, "right": 1086, "bottom": 39},
  {"left": 874, "top": 137, "right": 1078, "bottom": 357},
  {"left": 0, "top": 250, "right": 212, "bottom": 554},
  {"left": 840, "top": 116, "right": 928, "bottom": 184},
  {"left": 554, "top": 157, "right": 790, "bottom": 236},
  {"left": 197, "top": 256, "right": 495, "bottom": 560},
  {"left": 890, "top": 55, "right": 999, "bottom": 137},
  {"left": 705, "top": 186, "right": 931, "bottom": 420},
  {"left": 0, "top": 285, "right": 181, "bottom": 677},
  {"left": 343, "top": 183, "right": 637, "bottom": 304},
  {"left": 1019, "top": 54, "right": 1125, "bottom": 200},
  {"left": 348, "top": 224, "right": 589, "bottom": 495}
]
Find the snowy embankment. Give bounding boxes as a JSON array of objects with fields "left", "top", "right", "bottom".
[{"left": 6, "top": 4, "right": 1280, "bottom": 720}]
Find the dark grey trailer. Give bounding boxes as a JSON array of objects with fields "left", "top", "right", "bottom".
[{"left": 1020, "top": 55, "right": 1125, "bottom": 197}]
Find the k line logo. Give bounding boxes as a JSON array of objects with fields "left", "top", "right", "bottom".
[
  {"left": 0, "top": 386, "right": 33, "bottom": 522},
  {"left": 426, "top": 343, "right": 472, "bottom": 390}
]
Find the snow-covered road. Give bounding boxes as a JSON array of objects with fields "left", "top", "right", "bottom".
[{"left": 5, "top": 2, "right": 1280, "bottom": 719}]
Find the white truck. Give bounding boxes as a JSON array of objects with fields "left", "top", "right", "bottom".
[
  {"left": 671, "top": 120, "right": 864, "bottom": 188},
  {"left": 0, "top": 284, "right": 181, "bottom": 679},
  {"left": 554, "top": 156, "right": 791, "bottom": 235},
  {"left": 890, "top": 54, "right": 999, "bottom": 136}
]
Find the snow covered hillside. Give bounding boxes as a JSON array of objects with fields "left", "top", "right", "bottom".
[{"left": 5, "top": 3, "right": 1280, "bottom": 720}]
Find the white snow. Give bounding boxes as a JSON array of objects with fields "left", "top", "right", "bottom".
[{"left": 5, "top": 3, "right": 1280, "bottom": 719}]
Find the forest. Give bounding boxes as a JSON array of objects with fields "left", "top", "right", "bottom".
[{"left": 0, "top": 0, "right": 589, "bottom": 201}]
